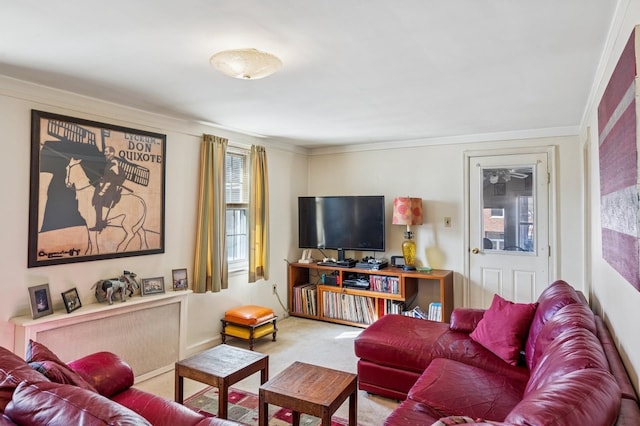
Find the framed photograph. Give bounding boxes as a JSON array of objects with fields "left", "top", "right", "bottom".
[
  {"left": 61, "top": 287, "right": 82, "bottom": 313},
  {"left": 28, "top": 110, "right": 166, "bottom": 268},
  {"left": 28, "top": 284, "right": 53, "bottom": 319},
  {"left": 172, "top": 268, "right": 188, "bottom": 290},
  {"left": 141, "top": 277, "right": 165, "bottom": 296}
]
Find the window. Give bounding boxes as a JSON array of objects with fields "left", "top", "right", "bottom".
[
  {"left": 226, "top": 147, "right": 249, "bottom": 269},
  {"left": 490, "top": 208, "right": 504, "bottom": 218}
]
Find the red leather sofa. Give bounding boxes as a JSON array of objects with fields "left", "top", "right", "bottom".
[
  {"left": 354, "top": 280, "right": 640, "bottom": 425},
  {"left": 0, "top": 341, "right": 239, "bottom": 425}
]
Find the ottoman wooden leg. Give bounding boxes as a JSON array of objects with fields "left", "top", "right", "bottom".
[
  {"left": 220, "top": 319, "right": 227, "bottom": 344},
  {"left": 272, "top": 318, "right": 277, "bottom": 342}
]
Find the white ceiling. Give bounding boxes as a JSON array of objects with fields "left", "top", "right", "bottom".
[{"left": 0, "top": 1, "right": 617, "bottom": 148}]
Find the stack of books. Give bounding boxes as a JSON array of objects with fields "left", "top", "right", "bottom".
[{"left": 403, "top": 302, "right": 442, "bottom": 321}]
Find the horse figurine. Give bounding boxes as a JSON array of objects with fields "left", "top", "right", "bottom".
[{"left": 91, "top": 270, "right": 140, "bottom": 305}]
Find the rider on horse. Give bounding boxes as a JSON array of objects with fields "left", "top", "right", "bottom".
[{"left": 90, "top": 146, "right": 125, "bottom": 231}]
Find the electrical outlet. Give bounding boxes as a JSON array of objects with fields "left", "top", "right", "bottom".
[
  {"left": 272, "top": 283, "right": 277, "bottom": 294},
  {"left": 444, "top": 217, "right": 452, "bottom": 227}
]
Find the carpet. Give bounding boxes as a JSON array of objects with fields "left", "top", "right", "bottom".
[{"left": 184, "top": 386, "right": 354, "bottom": 426}]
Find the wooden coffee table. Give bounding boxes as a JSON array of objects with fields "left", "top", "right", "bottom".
[
  {"left": 259, "top": 361, "right": 357, "bottom": 426},
  {"left": 175, "top": 344, "right": 269, "bottom": 419}
]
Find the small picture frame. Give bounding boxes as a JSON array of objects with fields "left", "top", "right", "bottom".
[
  {"left": 28, "top": 284, "right": 53, "bottom": 319},
  {"left": 172, "top": 268, "right": 188, "bottom": 290},
  {"left": 141, "top": 277, "right": 165, "bottom": 296},
  {"left": 61, "top": 287, "right": 82, "bottom": 313}
]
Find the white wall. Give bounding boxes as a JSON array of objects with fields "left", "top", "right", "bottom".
[
  {"left": 306, "top": 135, "right": 584, "bottom": 309},
  {"left": 583, "top": 0, "right": 640, "bottom": 393},
  {"left": 0, "top": 76, "right": 308, "bottom": 354}
]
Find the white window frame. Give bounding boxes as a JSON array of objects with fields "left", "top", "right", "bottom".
[{"left": 226, "top": 147, "right": 249, "bottom": 272}]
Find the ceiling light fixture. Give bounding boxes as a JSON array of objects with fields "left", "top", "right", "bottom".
[{"left": 209, "top": 48, "right": 282, "bottom": 80}]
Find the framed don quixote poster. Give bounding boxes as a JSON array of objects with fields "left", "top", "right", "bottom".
[{"left": 28, "top": 110, "right": 166, "bottom": 267}]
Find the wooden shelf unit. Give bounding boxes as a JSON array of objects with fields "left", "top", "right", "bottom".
[{"left": 288, "top": 262, "right": 453, "bottom": 328}]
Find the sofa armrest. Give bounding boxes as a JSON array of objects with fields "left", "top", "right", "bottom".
[
  {"left": 67, "top": 352, "right": 134, "bottom": 398},
  {"left": 449, "top": 308, "right": 485, "bottom": 333}
]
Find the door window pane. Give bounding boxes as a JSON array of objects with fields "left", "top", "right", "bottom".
[{"left": 481, "top": 167, "right": 535, "bottom": 253}]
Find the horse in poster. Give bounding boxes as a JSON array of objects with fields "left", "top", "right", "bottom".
[{"left": 65, "top": 157, "right": 148, "bottom": 253}]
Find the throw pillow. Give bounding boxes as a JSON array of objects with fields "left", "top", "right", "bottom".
[
  {"left": 25, "top": 340, "right": 96, "bottom": 392},
  {"left": 469, "top": 294, "right": 537, "bottom": 366},
  {"left": 5, "top": 381, "right": 151, "bottom": 426}
]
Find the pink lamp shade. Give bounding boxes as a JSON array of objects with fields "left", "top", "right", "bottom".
[{"left": 392, "top": 197, "right": 423, "bottom": 226}]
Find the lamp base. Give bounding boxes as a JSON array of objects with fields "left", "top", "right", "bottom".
[{"left": 402, "top": 265, "right": 416, "bottom": 271}]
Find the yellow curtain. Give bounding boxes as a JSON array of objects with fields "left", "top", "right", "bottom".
[
  {"left": 193, "top": 134, "right": 228, "bottom": 293},
  {"left": 248, "top": 145, "right": 269, "bottom": 282}
]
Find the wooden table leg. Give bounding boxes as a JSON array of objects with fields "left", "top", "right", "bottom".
[
  {"left": 261, "top": 363, "right": 269, "bottom": 384},
  {"left": 292, "top": 411, "right": 301, "bottom": 426},
  {"left": 175, "top": 374, "right": 184, "bottom": 403},
  {"left": 348, "top": 390, "right": 357, "bottom": 426},
  {"left": 321, "top": 409, "right": 331, "bottom": 425},
  {"left": 218, "top": 383, "right": 228, "bottom": 419},
  {"left": 258, "top": 390, "right": 268, "bottom": 426}
]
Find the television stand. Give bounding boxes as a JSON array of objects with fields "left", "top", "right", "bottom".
[{"left": 287, "top": 262, "right": 453, "bottom": 328}]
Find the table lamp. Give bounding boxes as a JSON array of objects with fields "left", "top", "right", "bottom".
[{"left": 392, "top": 197, "right": 423, "bottom": 271}]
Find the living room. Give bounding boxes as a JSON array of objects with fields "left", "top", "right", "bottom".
[{"left": 1, "top": 1, "right": 640, "bottom": 424}]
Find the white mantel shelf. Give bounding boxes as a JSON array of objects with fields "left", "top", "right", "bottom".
[
  {"left": 11, "top": 290, "right": 191, "bottom": 329},
  {"left": 11, "top": 290, "right": 192, "bottom": 382}
]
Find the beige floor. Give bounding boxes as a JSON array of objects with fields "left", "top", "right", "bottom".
[{"left": 134, "top": 316, "right": 398, "bottom": 425}]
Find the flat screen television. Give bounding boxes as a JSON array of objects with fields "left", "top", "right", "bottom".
[{"left": 298, "top": 195, "right": 385, "bottom": 255}]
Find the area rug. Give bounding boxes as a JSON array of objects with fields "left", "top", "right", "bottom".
[{"left": 184, "top": 386, "right": 354, "bottom": 426}]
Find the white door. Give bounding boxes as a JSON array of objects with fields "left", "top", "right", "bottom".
[{"left": 467, "top": 152, "right": 550, "bottom": 308}]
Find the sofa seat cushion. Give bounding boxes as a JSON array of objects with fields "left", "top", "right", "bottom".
[
  {"left": 0, "top": 347, "right": 49, "bottom": 411},
  {"left": 469, "top": 294, "right": 537, "bottom": 366},
  {"left": 383, "top": 398, "right": 441, "bottom": 425},
  {"left": 25, "top": 340, "right": 96, "bottom": 392},
  {"left": 355, "top": 314, "right": 450, "bottom": 372},
  {"left": 408, "top": 358, "right": 527, "bottom": 422},
  {"left": 4, "top": 381, "right": 151, "bottom": 426},
  {"left": 505, "top": 368, "right": 621, "bottom": 426}
]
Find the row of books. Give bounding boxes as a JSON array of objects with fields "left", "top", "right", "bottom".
[
  {"left": 378, "top": 298, "right": 405, "bottom": 316},
  {"left": 292, "top": 283, "right": 317, "bottom": 316},
  {"left": 403, "top": 302, "right": 442, "bottom": 321},
  {"left": 322, "top": 292, "right": 377, "bottom": 325},
  {"left": 369, "top": 275, "right": 400, "bottom": 294}
]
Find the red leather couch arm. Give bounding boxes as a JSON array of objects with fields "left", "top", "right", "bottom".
[
  {"left": 449, "top": 308, "right": 485, "bottom": 333},
  {"left": 67, "top": 352, "right": 134, "bottom": 398}
]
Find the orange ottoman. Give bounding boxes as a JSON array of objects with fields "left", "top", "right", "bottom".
[{"left": 221, "top": 305, "right": 277, "bottom": 350}]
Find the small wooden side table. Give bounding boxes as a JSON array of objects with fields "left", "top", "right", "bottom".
[
  {"left": 259, "top": 361, "right": 357, "bottom": 426},
  {"left": 175, "top": 344, "right": 268, "bottom": 419}
]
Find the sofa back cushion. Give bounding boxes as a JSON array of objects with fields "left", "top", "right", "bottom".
[
  {"left": 529, "top": 303, "right": 596, "bottom": 370},
  {"left": 524, "top": 280, "right": 583, "bottom": 370},
  {"left": 0, "top": 347, "right": 48, "bottom": 412},
  {"left": 4, "top": 381, "right": 151, "bottom": 426},
  {"left": 525, "top": 327, "right": 608, "bottom": 396},
  {"left": 506, "top": 368, "right": 621, "bottom": 426}
]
